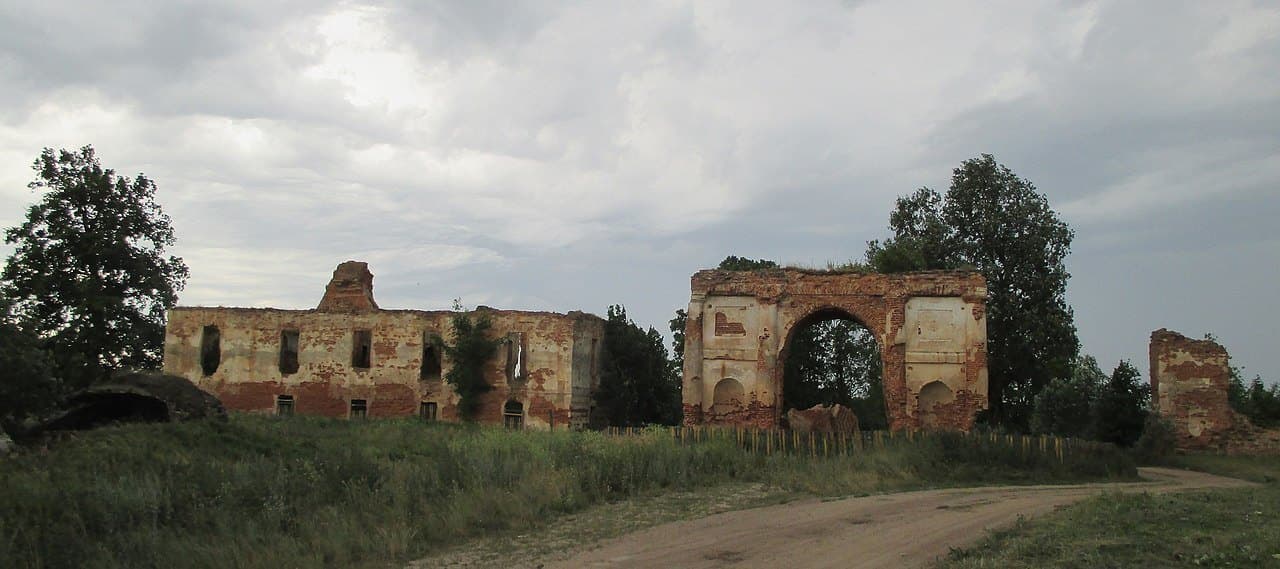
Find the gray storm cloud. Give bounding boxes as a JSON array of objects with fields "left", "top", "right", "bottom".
[{"left": 1, "top": 0, "right": 1276, "bottom": 382}]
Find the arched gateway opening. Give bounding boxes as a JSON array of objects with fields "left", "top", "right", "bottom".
[
  {"left": 680, "top": 268, "right": 989, "bottom": 431},
  {"left": 780, "top": 309, "right": 886, "bottom": 430}
]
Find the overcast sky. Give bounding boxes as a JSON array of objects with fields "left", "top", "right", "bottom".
[{"left": 2, "top": 1, "right": 1277, "bottom": 384}]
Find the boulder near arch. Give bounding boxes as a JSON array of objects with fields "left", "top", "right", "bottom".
[{"left": 681, "top": 268, "right": 989, "bottom": 430}]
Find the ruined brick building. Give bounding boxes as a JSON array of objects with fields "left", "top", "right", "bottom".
[
  {"left": 682, "top": 268, "right": 989, "bottom": 431},
  {"left": 1150, "top": 329, "right": 1280, "bottom": 454},
  {"left": 163, "top": 261, "right": 604, "bottom": 429}
]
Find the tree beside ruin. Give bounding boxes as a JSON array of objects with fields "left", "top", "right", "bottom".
[
  {"left": 596, "top": 305, "right": 681, "bottom": 426},
  {"left": 866, "top": 154, "right": 1079, "bottom": 430},
  {"left": 2, "top": 145, "right": 188, "bottom": 391}
]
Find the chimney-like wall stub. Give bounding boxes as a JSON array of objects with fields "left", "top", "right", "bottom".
[{"left": 317, "top": 260, "right": 379, "bottom": 312}]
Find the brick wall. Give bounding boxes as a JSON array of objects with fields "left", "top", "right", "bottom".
[
  {"left": 682, "top": 269, "right": 988, "bottom": 431},
  {"left": 163, "top": 262, "right": 604, "bottom": 429}
]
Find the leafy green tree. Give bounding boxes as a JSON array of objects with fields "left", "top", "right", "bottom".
[
  {"left": 1215, "top": 335, "right": 1279, "bottom": 427},
  {"left": 715, "top": 256, "right": 778, "bottom": 271},
  {"left": 596, "top": 305, "right": 680, "bottom": 426},
  {"left": 1229, "top": 367, "right": 1280, "bottom": 428},
  {"left": 2, "top": 146, "right": 188, "bottom": 390},
  {"left": 669, "top": 308, "right": 687, "bottom": 375},
  {"left": 866, "top": 154, "right": 1079, "bottom": 430},
  {"left": 1227, "top": 363, "right": 1248, "bottom": 412},
  {"left": 1090, "top": 360, "right": 1149, "bottom": 447},
  {"left": 866, "top": 187, "right": 956, "bottom": 272},
  {"left": 1030, "top": 355, "right": 1105, "bottom": 438},
  {"left": 0, "top": 299, "right": 58, "bottom": 431},
  {"left": 435, "top": 303, "right": 503, "bottom": 421},
  {"left": 1245, "top": 378, "right": 1280, "bottom": 427}
]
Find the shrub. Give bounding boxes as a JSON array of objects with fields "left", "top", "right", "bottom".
[{"left": 1132, "top": 413, "right": 1177, "bottom": 464}]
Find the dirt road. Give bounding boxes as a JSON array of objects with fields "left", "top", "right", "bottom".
[{"left": 546, "top": 468, "right": 1255, "bottom": 569}]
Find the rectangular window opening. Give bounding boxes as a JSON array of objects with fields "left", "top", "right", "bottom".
[
  {"left": 276, "top": 394, "right": 294, "bottom": 416},
  {"left": 350, "top": 399, "right": 368, "bottom": 419},
  {"left": 279, "top": 329, "right": 299, "bottom": 375},
  {"left": 419, "top": 401, "right": 438, "bottom": 421},
  {"left": 200, "top": 325, "right": 221, "bottom": 376},
  {"left": 421, "top": 337, "right": 442, "bottom": 381},
  {"left": 352, "top": 330, "right": 372, "bottom": 369}
]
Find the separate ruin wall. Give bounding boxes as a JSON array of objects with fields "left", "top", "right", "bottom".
[
  {"left": 1150, "top": 329, "right": 1280, "bottom": 454},
  {"left": 1150, "top": 329, "right": 1234, "bottom": 450},
  {"left": 163, "top": 261, "right": 604, "bottom": 429},
  {"left": 682, "top": 269, "right": 988, "bottom": 431}
]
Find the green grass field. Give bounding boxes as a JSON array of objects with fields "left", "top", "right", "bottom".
[
  {"left": 0, "top": 416, "right": 1134, "bottom": 569},
  {"left": 940, "top": 454, "right": 1280, "bottom": 568}
]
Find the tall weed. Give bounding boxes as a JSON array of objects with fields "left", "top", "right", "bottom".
[{"left": 0, "top": 417, "right": 1134, "bottom": 569}]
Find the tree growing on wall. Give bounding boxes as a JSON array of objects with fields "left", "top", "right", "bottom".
[
  {"left": 715, "top": 255, "right": 779, "bottom": 271},
  {"left": 2, "top": 145, "right": 188, "bottom": 392},
  {"left": 596, "top": 305, "right": 680, "bottom": 426},
  {"left": 865, "top": 154, "right": 1079, "bottom": 431},
  {"left": 435, "top": 302, "right": 503, "bottom": 421}
]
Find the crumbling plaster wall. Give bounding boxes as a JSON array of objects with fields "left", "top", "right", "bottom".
[
  {"left": 1150, "top": 329, "right": 1233, "bottom": 450},
  {"left": 682, "top": 269, "right": 988, "bottom": 431},
  {"left": 1150, "top": 328, "right": 1280, "bottom": 454},
  {"left": 163, "top": 262, "right": 603, "bottom": 429}
]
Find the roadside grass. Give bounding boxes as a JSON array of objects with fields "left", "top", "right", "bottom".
[
  {"left": 940, "top": 454, "right": 1280, "bottom": 568},
  {"left": 1161, "top": 453, "right": 1280, "bottom": 484},
  {"left": 409, "top": 482, "right": 792, "bottom": 568},
  {"left": 0, "top": 416, "right": 1134, "bottom": 569}
]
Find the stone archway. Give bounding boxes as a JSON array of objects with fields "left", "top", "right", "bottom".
[
  {"left": 775, "top": 307, "right": 881, "bottom": 420},
  {"left": 681, "top": 268, "right": 988, "bottom": 431}
]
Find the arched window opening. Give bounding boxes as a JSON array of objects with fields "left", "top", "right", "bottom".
[{"left": 504, "top": 400, "right": 524, "bottom": 429}]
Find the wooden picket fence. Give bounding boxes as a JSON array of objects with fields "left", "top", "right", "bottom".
[{"left": 601, "top": 425, "right": 1114, "bottom": 463}]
